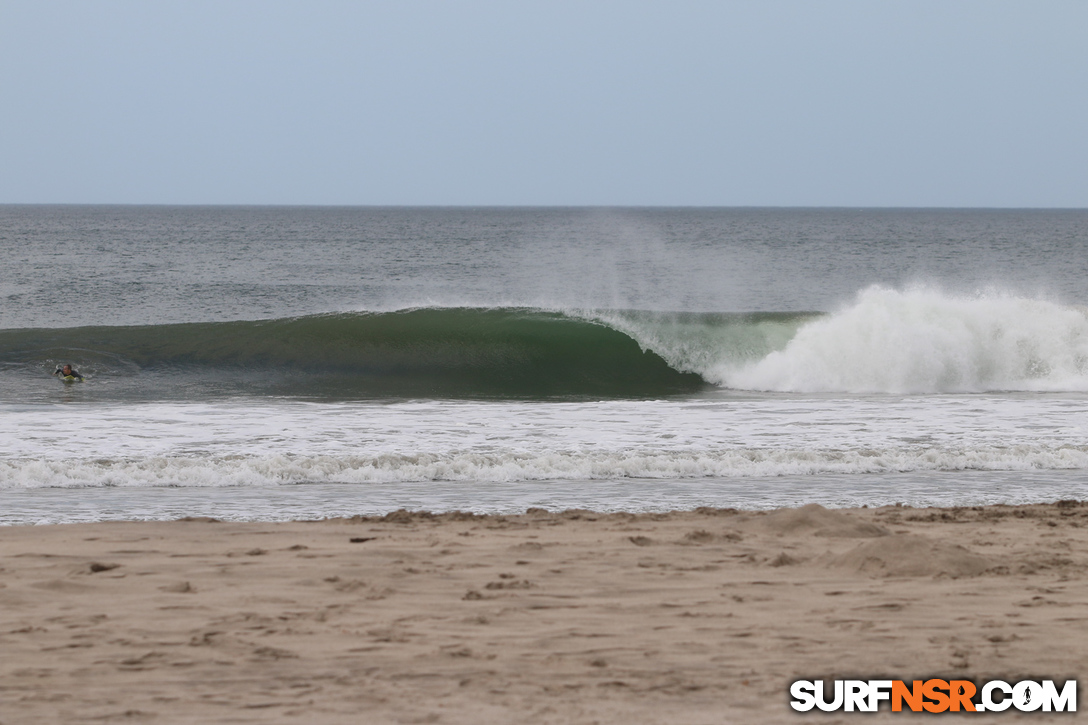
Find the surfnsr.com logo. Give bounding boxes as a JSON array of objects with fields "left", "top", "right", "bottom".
[{"left": 790, "top": 679, "right": 1076, "bottom": 713}]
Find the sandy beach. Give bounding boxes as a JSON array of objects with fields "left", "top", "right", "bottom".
[{"left": 1, "top": 501, "right": 1085, "bottom": 724}]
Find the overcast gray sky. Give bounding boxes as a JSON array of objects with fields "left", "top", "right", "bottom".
[{"left": 1, "top": 1, "right": 1085, "bottom": 206}]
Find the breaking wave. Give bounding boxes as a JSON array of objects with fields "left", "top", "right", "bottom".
[
  {"left": 3, "top": 287, "right": 1088, "bottom": 398},
  {"left": 713, "top": 287, "right": 1088, "bottom": 393}
]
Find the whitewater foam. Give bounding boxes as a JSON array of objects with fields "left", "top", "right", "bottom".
[
  {"left": 5, "top": 445, "right": 1088, "bottom": 490},
  {"left": 701, "top": 287, "right": 1088, "bottom": 393},
  {"left": 3, "top": 393, "right": 1088, "bottom": 489}
]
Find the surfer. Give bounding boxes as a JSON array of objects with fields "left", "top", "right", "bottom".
[{"left": 53, "top": 364, "right": 84, "bottom": 381}]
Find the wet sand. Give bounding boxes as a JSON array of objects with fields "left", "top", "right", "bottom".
[{"left": 1, "top": 502, "right": 1086, "bottom": 723}]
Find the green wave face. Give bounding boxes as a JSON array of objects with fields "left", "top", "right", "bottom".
[
  {"left": 1, "top": 308, "right": 727, "bottom": 399},
  {"left": 590, "top": 310, "right": 820, "bottom": 377}
]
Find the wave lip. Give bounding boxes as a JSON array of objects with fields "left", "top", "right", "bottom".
[{"left": 714, "top": 286, "right": 1088, "bottom": 394}]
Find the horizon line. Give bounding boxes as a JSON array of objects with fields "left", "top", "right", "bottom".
[{"left": 2, "top": 203, "right": 1086, "bottom": 211}]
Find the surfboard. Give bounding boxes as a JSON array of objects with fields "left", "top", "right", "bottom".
[{"left": 59, "top": 375, "right": 82, "bottom": 383}]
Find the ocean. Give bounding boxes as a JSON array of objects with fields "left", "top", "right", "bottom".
[{"left": 2, "top": 205, "right": 1087, "bottom": 524}]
